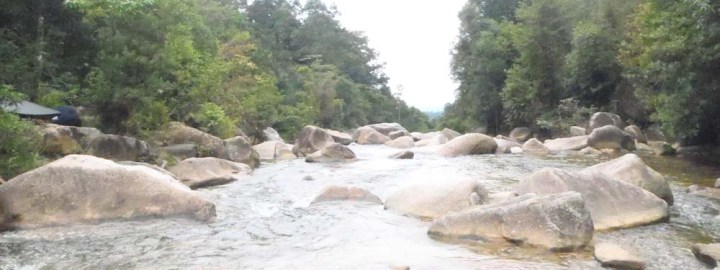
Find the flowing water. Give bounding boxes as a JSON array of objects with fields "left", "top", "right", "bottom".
[{"left": 1, "top": 145, "right": 719, "bottom": 269}]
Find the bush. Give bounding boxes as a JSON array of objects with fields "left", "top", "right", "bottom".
[
  {"left": 0, "top": 85, "right": 43, "bottom": 179},
  {"left": 194, "top": 103, "right": 237, "bottom": 139}
]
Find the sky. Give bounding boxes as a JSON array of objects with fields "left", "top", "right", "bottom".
[{"left": 320, "top": 0, "right": 466, "bottom": 112}]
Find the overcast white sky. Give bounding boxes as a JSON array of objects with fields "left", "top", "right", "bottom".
[{"left": 321, "top": 0, "right": 466, "bottom": 111}]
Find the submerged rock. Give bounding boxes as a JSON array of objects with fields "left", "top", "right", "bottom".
[
  {"left": 692, "top": 243, "right": 720, "bottom": 267},
  {"left": 305, "top": 143, "right": 357, "bottom": 163},
  {"left": 293, "top": 125, "right": 334, "bottom": 156},
  {"left": 517, "top": 168, "right": 668, "bottom": 230},
  {"left": 169, "top": 157, "right": 251, "bottom": 189},
  {"left": 438, "top": 133, "right": 497, "bottom": 157},
  {"left": 593, "top": 242, "right": 645, "bottom": 270},
  {"left": 389, "top": 150, "right": 414, "bottom": 159},
  {"left": 0, "top": 155, "right": 215, "bottom": 229},
  {"left": 428, "top": 192, "right": 593, "bottom": 251},
  {"left": 384, "top": 180, "right": 489, "bottom": 219},
  {"left": 310, "top": 186, "right": 382, "bottom": 205}
]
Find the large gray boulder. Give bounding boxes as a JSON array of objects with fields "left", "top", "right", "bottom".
[
  {"left": 509, "top": 127, "right": 532, "bottom": 142},
  {"left": 384, "top": 180, "right": 489, "bottom": 219},
  {"left": 305, "top": 143, "right": 357, "bottom": 163},
  {"left": 415, "top": 134, "right": 448, "bottom": 147},
  {"left": 438, "top": 133, "right": 497, "bottom": 157},
  {"left": 0, "top": 155, "right": 215, "bottom": 229},
  {"left": 293, "top": 125, "right": 334, "bottom": 156},
  {"left": 367, "top": 123, "right": 408, "bottom": 136},
  {"left": 570, "top": 126, "right": 587, "bottom": 137},
  {"left": 494, "top": 138, "right": 522, "bottom": 154},
  {"left": 583, "top": 154, "right": 673, "bottom": 205},
  {"left": 544, "top": 136, "right": 589, "bottom": 152},
  {"left": 594, "top": 242, "right": 645, "bottom": 270},
  {"left": 40, "top": 124, "right": 103, "bottom": 155},
  {"left": 428, "top": 192, "right": 593, "bottom": 251},
  {"left": 263, "top": 127, "right": 283, "bottom": 142},
  {"left": 589, "top": 112, "right": 625, "bottom": 133},
  {"left": 326, "top": 129, "right": 353, "bottom": 145},
  {"left": 161, "top": 122, "right": 225, "bottom": 158},
  {"left": 692, "top": 243, "right": 720, "bottom": 267},
  {"left": 441, "top": 128, "right": 462, "bottom": 141},
  {"left": 385, "top": 136, "right": 415, "bottom": 149},
  {"left": 253, "top": 141, "right": 296, "bottom": 161},
  {"left": 517, "top": 168, "right": 668, "bottom": 230},
  {"left": 353, "top": 126, "right": 391, "bottom": 145},
  {"left": 158, "top": 144, "right": 198, "bottom": 161},
  {"left": 224, "top": 136, "right": 260, "bottom": 168},
  {"left": 624, "top": 125, "right": 647, "bottom": 143},
  {"left": 389, "top": 130, "right": 411, "bottom": 140},
  {"left": 310, "top": 186, "right": 382, "bottom": 205},
  {"left": 522, "top": 138, "right": 550, "bottom": 155},
  {"left": 168, "top": 157, "right": 251, "bottom": 189},
  {"left": 85, "top": 134, "right": 151, "bottom": 162},
  {"left": 588, "top": 125, "right": 635, "bottom": 150}
]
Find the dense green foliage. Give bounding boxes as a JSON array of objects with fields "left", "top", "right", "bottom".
[
  {"left": 0, "top": 0, "right": 429, "bottom": 142},
  {"left": 0, "top": 86, "right": 43, "bottom": 179},
  {"left": 444, "top": 0, "right": 720, "bottom": 144}
]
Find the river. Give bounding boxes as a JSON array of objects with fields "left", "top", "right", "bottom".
[{"left": 0, "top": 145, "right": 718, "bottom": 269}]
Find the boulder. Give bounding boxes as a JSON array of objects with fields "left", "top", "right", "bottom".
[
  {"left": 40, "top": 124, "right": 103, "bottom": 155},
  {"left": 253, "top": 141, "right": 296, "bottom": 161},
  {"left": 413, "top": 131, "right": 440, "bottom": 141},
  {"left": 624, "top": 125, "right": 647, "bottom": 143},
  {"left": 263, "top": 127, "right": 283, "bottom": 142},
  {"left": 441, "top": 128, "right": 462, "bottom": 141},
  {"left": 692, "top": 243, "right": 720, "bottom": 267},
  {"left": 715, "top": 178, "right": 720, "bottom": 189},
  {"left": 544, "top": 136, "right": 589, "bottom": 152},
  {"left": 583, "top": 154, "right": 673, "bottom": 205},
  {"left": 594, "top": 242, "right": 645, "bottom": 270},
  {"left": 305, "top": 143, "right": 357, "bottom": 163},
  {"left": 326, "top": 129, "right": 353, "bottom": 145},
  {"left": 688, "top": 185, "right": 720, "bottom": 201},
  {"left": 168, "top": 157, "right": 251, "bottom": 189},
  {"left": 487, "top": 191, "right": 518, "bottom": 204},
  {"left": 366, "top": 123, "right": 408, "bottom": 136},
  {"left": 589, "top": 112, "right": 625, "bottom": 133},
  {"left": 384, "top": 180, "right": 489, "bottom": 219},
  {"left": 0, "top": 155, "right": 215, "bottom": 229},
  {"left": 415, "top": 134, "right": 448, "bottom": 147},
  {"left": 158, "top": 144, "right": 198, "bottom": 161},
  {"left": 647, "top": 141, "right": 676, "bottom": 156},
  {"left": 570, "top": 126, "right": 587, "bottom": 137},
  {"left": 517, "top": 168, "right": 668, "bottom": 230},
  {"left": 116, "top": 161, "right": 179, "bottom": 180},
  {"left": 224, "top": 136, "right": 260, "bottom": 168},
  {"left": 385, "top": 136, "right": 415, "bottom": 149},
  {"left": 588, "top": 125, "right": 635, "bottom": 150},
  {"left": 310, "top": 186, "right": 383, "bottom": 205},
  {"left": 86, "top": 134, "right": 151, "bottom": 162},
  {"left": 438, "top": 133, "right": 497, "bottom": 157},
  {"left": 293, "top": 125, "right": 334, "bottom": 156},
  {"left": 509, "top": 127, "right": 532, "bottom": 142},
  {"left": 510, "top": 147, "right": 523, "bottom": 154},
  {"left": 161, "top": 122, "right": 225, "bottom": 158},
  {"left": 522, "top": 138, "right": 550, "bottom": 155},
  {"left": 353, "top": 126, "right": 391, "bottom": 145},
  {"left": 494, "top": 138, "right": 522, "bottom": 154},
  {"left": 645, "top": 125, "right": 667, "bottom": 142},
  {"left": 389, "top": 151, "right": 414, "bottom": 159},
  {"left": 428, "top": 192, "right": 593, "bottom": 251},
  {"left": 389, "top": 130, "right": 411, "bottom": 140}
]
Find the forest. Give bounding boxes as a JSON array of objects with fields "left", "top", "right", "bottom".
[{"left": 439, "top": 0, "right": 720, "bottom": 146}]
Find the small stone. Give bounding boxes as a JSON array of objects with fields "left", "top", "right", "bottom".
[
  {"left": 389, "top": 151, "right": 414, "bottom": 159},
  {"left": 303, "top": 175, "right": 315, "bottom": 181},
  {"left": 692, "top": 243, "right": 720, "bottom": 267},
  {"left": 390, "top": 265, "right": 410, "bottom": 270},
  {"left": 593, "top": 242, "right": 645, "bottom": 270}
]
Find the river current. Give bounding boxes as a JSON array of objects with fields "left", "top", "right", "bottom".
[{"left": 1, "top": 144, "right": 719, "bottom": 269}]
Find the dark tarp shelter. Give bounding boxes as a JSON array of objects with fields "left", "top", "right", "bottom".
[{"left": 1, "top": 101, "right": 60, "bottom": 120}]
